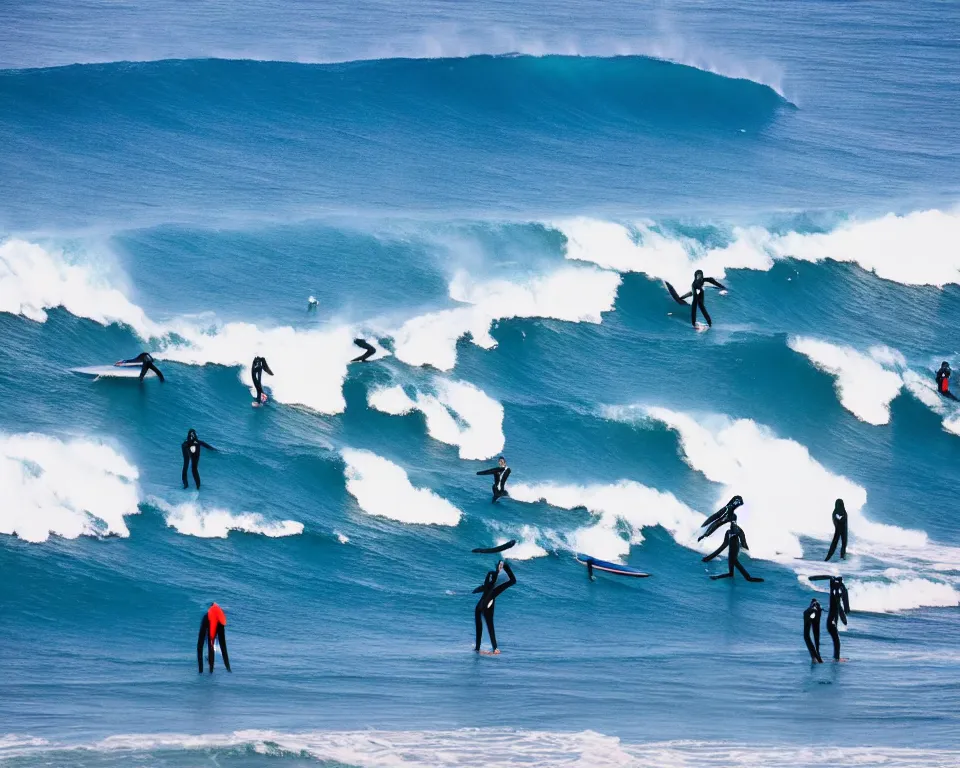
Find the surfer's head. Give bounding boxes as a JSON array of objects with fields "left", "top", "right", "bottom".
[
  {"left": 187, "top": 428, "right": 198, "bottom": 442},
  {"left": 730, "top": 495, "right": 743, "bottom": 509},
  {"left": 941, "top": 361, "right": 951, "bottom": 371},
  {"left": 834, "top": 499, "right": 846, "bottom": 513},
  {"left": 498, "top": 456, "right": 506, "bottom": 468},
  {"left": 694, "top": 269, "right": 704, "bottom": 280},
  {"left": 809, "top": 598, "right": 820, "bottom": 610}
]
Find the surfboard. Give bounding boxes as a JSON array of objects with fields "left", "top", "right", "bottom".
[
  {"left": 576, "top": 554, "right": 650, "bottom": 578},
  {"left": 71, "top": 365, "right": 148, "bottom": 379},
  {"left": 472, "top": 540, "right": 517, "bottom": 554},
  {"left": 664, "top": 281, "right": 690, "bottom": 306}
]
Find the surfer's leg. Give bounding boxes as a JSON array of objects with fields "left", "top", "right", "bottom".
[
  {"left": 148, "top": 363, "right": 165, "bottom": 382},
  {"left": 483, "top": 606, "right": 498, "bottom": 651},
  {"left": 182, "top": 456, "right": 190, "bottom": 489},
  {"left": 139, "top": 362, "right": 149, "bottom": 382},
  {"left": 827, "top": 620, "right": 841, "bottom": 660},
  {"left": 839, "top": 527, "right": 847, "bottom": 559},
  {"left": 474, "top": 602, "right": 484, "bottom": 651},
  {"left": 698, "top": 297, "right": 712, "bottom": 327},
  {"left": 197, "top": 630, "right": 206, "bottom": 673},
  {"left": 710, "top": 573, "right": 732, "bottom": 580},
  {"left": 216, "top": 625, "right": 231, "bottom": 672},
  {"left": 351, "top": 339, "right": 376, "bottom": 363},
  {"left": 191, "top": 456, "right": 201, "bottom": 489},
  {"left": 587, "top": 561, "right": 594, "bottom": 581},
  {"left": 735, "top": 561, "right": 763, "bottom": 582},
  {"left": 691, "top": 299, "right": 699, "bottom": 327},
  {"left": 825, "top": 529, "right": 841, "bottom": 561},
  {"left": 804, "top": 630, "right": 822, "bottom": 662},
  {"left": 253, "top": 373, "right": 263, "bottom": 402},
  {"left": 207, "top": 636, "right": 215, "bottom": 672}
]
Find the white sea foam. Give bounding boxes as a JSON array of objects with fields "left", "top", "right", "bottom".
[
  {"left": 787, "top": 337, "right": 905, "bottom": 425},
  {"left": 0, "top": 433, "right": 140, "bottom": 543},
  {"left": 555, "top": 209, "right": 960, "bottom": 288},
  {"left": 510, "top": 479, "right": 706, "bottom": 562},
  {"left": 0, "top": 238, "right": 159, "bottom": 334},
  {"left": 2, "top": 729, "right": 957, "bottom": 768},
  {"left": 368, "top": 378, "right": 505, "bottom": 460},
  {"left": 390, "top": 266, "right": 621, "bottom": 370},
  {"left": 341, "top": 448, "right": 461, "bottom": 526},
  {"left": 151, "top": 497, "right": 303, "bottom": 539}
]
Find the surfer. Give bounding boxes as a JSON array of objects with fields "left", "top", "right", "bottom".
[
  {"left": 937, "top": 362, "right": 958, "bottom": 401},
  {"left": 809, "top": 575, "right": 850, "bottom": 661},
  {"left": 473, "top": 559, "right": 516, "bottom": 654},
  {"left": 115, "top": 352, "right": 165, "bottom": 382},
  {"left": 803, "top": 598, "right": 824, "bottom": 663},
  {"left": 825, "top": 498, "right": 848, "bottom": 561},
  {"left": 181, "top": 429, "right": 217, "bottom": 489},
  {"left": 697, "top": 495, "right": 744, "bottom": 541},
  {"left": 351, "top": 338, "right": 377, "bottom": 363},
  {"left": 666, "top": 270, "right": 727, "bottom": 328},
  {"left": 702, "top": 518, "right": 763, "bottom": 582},
  {"left": 251, "top": 356, "right": 273, "bottom": 404},
  {"left": 477, "top": 457, "right": 511, "bottom": 502},
  {"left": 197, "top": 602, "right": 231, "bottom": 673}
]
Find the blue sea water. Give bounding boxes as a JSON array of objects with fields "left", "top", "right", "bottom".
[{"left": 2, "top": 1, "right": 960, "bottom": 766}]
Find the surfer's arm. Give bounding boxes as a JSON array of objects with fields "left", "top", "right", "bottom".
[
  {"left": 841, "top": 585, "right": 850, "bottom": 614},
  {"left": 116, "top": 353, "right": 146, "bottom": 365},
  {"left": 738, "top": 529, "right": 749, "bottom": 550},
  {"left": 697, "top": 513, "right": 730, "bottom": 541},
  {"left": 477, "top": 468, "right": 498, "bottom": 476},
  {"left": 499, "top": 468, "right": 511, "bottom": 487},
  {"left": 490, "top": 562, "right": 516, "bottom": 598},
  {"left": 678, "top": 291, "right": 692, "bottom": 300},
  {"left": 198, "top": 441, "right": 217, "bottom": 451},
  {"left": 702, "top": 535, "right": 729, "bottom": 562},
  {"left": 197, "top": 616, "right": 209, "bottom": 672},
  {"left": 262, "top": 360, "right": 274, "bottom": 376},
  {"left": 808, "top": 575, "right": 831, "bottom": 582},
  {"left": 704, "top": 278, "right": 727, "bottom": 290}
]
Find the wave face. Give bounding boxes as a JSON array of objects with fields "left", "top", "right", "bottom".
[{"left": 3, "top": 0, "right": 960, "bottom": 762}]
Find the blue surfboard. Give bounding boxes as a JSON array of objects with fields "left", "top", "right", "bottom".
[{"left": 576, "top": 554, "right": 650, "bottom": 578}]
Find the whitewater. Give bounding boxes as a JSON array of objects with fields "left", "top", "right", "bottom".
[{"left": 2, "top": 0, "right": 960, "bottom": 766}]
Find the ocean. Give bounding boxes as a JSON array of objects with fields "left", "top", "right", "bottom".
[{"left": 2, "top": 1, "right": 960, "bottom": 766}]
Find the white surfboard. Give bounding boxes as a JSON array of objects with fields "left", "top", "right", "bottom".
[{"left": 71, "top": 365, "right": 149, "bottom": 380}]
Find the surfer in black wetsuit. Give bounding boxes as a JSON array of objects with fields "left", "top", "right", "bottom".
[
  {"left": 809, "top": 575, "right": 850, "bottom": 660},
  {"left": 182, "top": 429, "right": 217, "bottom": 489},
  {"left": 669, "top": 270, "right": 727, "bottom": 328},
  {"left": 937, "top": 362, "right": 958, "bottom": 401},
  {"left": 197, "top": 602, "right": 231, "bottom": 674},
  {"left": 825, "top": 499, "right": 848, "bottom": 561},
  {"left": 251, "top": 356, "right": 273, "bottom": 403},
  {"left": 473, "top": 559, "right": 517, "bottom": 654},
  {"left": 116, "top": 352, "right": 165, "bottom": 382},
  {"left": 803, "top": 598, "right": 823, "bottom": 663},
  {"left": 477, "top": 457, "right": 511, "bottom": 502},
  {"left": 702, "top": 518, "right": 763, "bottom": 582},
  {"left": 698, "top": 495, "right": 744, "bottom": 541},
  {"left": 351, "top": 338, "right": 377, "bottom": 363}
]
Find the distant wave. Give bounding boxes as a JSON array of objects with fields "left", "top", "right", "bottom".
[
  {"left": 148, "top": 497, "right": 303, "bottom": 539},
  {"left": 0, "top": 433, "right": 140, "bottom": 543},
  {"left": 2, "top": 728, "right": 958, "bottom": 767}
]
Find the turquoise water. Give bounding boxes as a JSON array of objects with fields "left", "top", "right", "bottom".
[{"left": 2, "top": 1, "right": 960, "bottom": 766}]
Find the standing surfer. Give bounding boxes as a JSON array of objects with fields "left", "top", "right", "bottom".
[
  {"left": 197, "top": 602, "right": 231, "bottom": 673},
  {"left": 115, "top": 352, "right": 165, "bottom": 382},
  {"left": 702, "top": 517, "right": 763, "bottom": 582},
  {"left": 825, "top": 499, "right": 848, "bottom": 561},
  {"left": 803, "top": 598, "right": 824, "bottom": 663},
  {"left": 665, "top": 269, "right": 728, "bottom": 328},
  {"left": 809, "top": 575, "right": 850, "bottom": 661},
  {"left": 181, "top": 429, "right": 217, "bottom": 489},
  {"left": 477, "top": 457, "right": 511, "bottom": 502},
  {"left": 473, "top": 559, "right": 517, "bottom": 654},
  {"left": 251, "top": 356, "right": 273, "bottom": 405},
  {"left": 936, "top": 361, "right": 958, "bottom": 401}
]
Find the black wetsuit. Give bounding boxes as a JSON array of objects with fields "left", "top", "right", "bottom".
[
  {"left": 810, "top": 575, "right": 849, "bottom": 660},
  {"left": 702, "top": 521, "right": 764, "bottom": 582},
  {"left": 181, "top": 430, "right": 216, "bottom": 489},
  {"left": 473, "top": 561, "right": 517, "bottom": 652},
  {"left": 351, "top": 338, "right": 377, "bottom": 363},
  {"left": 825, "top": 499, "right": 849, "bottom": 561},
  {"left": 477, "top": 464, "right": 511, "bottom": 502},
  {"left": 677, "top": 271, "right": 727, "bottom": 328},
  {"left": 803, "top": 599, "right": 823, "bottom": 663},
  {"left": 197, "top": 608, "right": 231, "bottom": 673},
  {"left": 251, "top": 356, "right": 273, "bottom": 402},
  {"left": 119, "top": 352, "right": 165, "bottom": 382},
  {"left": 698, "top": 495, "right": 744, "bottom": 541},
  {"left": 937, "top": 364, "right": 958, "bottom": 401}
]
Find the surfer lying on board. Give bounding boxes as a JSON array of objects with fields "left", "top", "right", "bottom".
[
  {"left": 251, "top": 356, "right": 273, "bottom": 404},
  {"left": 351, "top": 338, "right": 377, "bottom": 363},
  {"left": 803, "top": 598, "right": 823, "bottom": 663},
  {"left": 477, "top": 457, "right": 511, "bottom": 502},
  {"left": 473, "top": 559, "right": 516, "bottom": 654},
  {"left": 702, "top": 518, "right": 763, "bottom": 582},
  {"left": 809, "top": 575, "right": 849, "bottom": 661},
  {"left": 182, "top": 429, "right": 217, "bottom": 489},
  {"left": 115, "top": 352, "right": 165, "bottom": 382},
  {"left": 197, "top": 602, "right": 231, "bottom": 673},
  {"left": 937, "top": 362, "right": 958, "bottom": 401},
  {"left": 697, "top": 495, "right": 743, "bottom": 541},
  {"left": 665, "top": 270, "right": 727, "bottom": 328},
  {"left": 825, "top": 499, "right": 848, "bottom": 561}
]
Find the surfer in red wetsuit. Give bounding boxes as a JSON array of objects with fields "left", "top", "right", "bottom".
[
  {"left": 197, "top": 602, "right": 231, "bottom": 673},
  {"left": 937, "top": 362, "right": 958, "bottom": 401}
]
